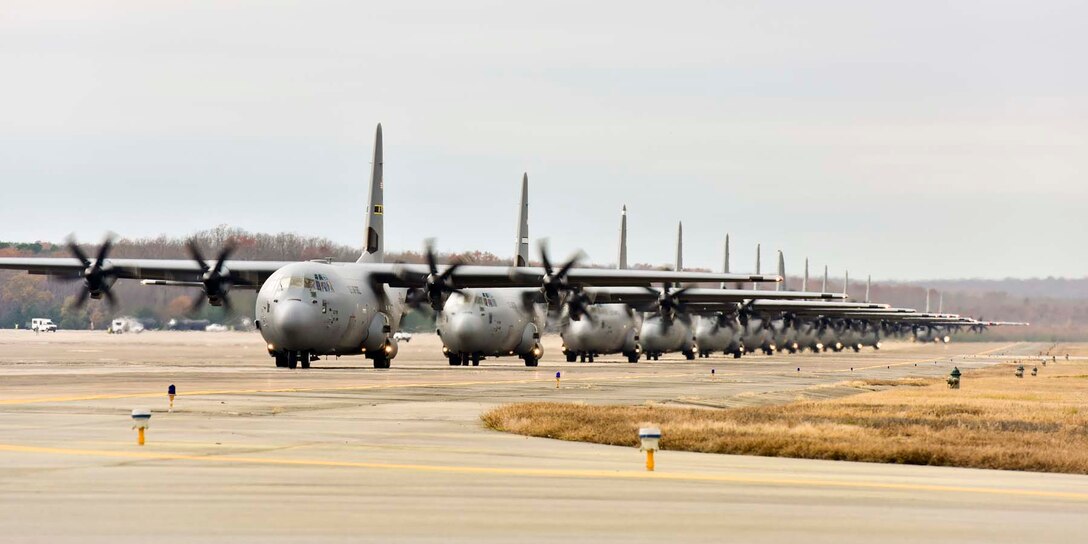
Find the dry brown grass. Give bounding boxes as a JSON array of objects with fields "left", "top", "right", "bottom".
[
  {"left": 844, "top": 377, "right": 937, "bottom": 388},
  {"left": 482, "top": 361, "right": 1088, "bottom": 474}
]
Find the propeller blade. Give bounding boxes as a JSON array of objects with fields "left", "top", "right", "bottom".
[
  {"left": 94, "top": 238, "right": 112, "bottom": 268},
  {"left": 75, "top": 288, "right": 89, "bottom": 309},
  {"left": 187, "top": 240, "right": 209, "bottom": 271},
  {"left": 190, "top": 294, "right": 206, "bottom": 313},
  {"left": 213, "top": 243, "right": 235, "bottom": 275},
  {"left": 103, "top": 289, "right": 117, "bottom": 309},
  {"left": 67, "top": 238, "right": 90, "bottom": 267}
]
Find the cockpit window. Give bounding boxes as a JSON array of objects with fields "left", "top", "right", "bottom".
[{"left": 278, "top": 275, "right": 334, "bottom": 292}]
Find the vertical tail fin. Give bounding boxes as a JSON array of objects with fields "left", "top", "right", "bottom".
[
  {"left": 753, "top": 243, "right": 761, "bottom": 290},
  {"left": 925, "top": 288, "right": 932, "bottom": 313},
  {"left": 776, "top": 250, "right": 785, "bottom": 292},
  {"left": 822, "top": 265, "right": 828, "bottom": 293},
  {"left": 802, "top": 258, "right": 809, "bottom": 292},
  {"left": 514, "top": 173, "right": 529, "bottom": 267},
  {"left": 720, "top": 234, "right": 730, "bottom": 289},
  {"left": 675, "top": 222, "right": 683, "bottom": 271},
  {"left": 618, "top": 206, "right": 628, "bottom": 270},
  {"left": 358, "top": 123, "right": 384, "bottom": 263},
  {"left": 938, "top": 292, "right": 944, "bottom": 314},
  {"left": 843, "top": 270, "right": 849, "bottom": 298},
  {"left": 865, "top": 275, "right": 872, "bottom": 303}
]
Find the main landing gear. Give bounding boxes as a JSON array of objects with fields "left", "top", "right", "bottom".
[
  {"left": 274, "top": 351, "right": 315, "bottom": 369},
  {"left": 447, "top": 353, "right": 481, "bottom": 366}
]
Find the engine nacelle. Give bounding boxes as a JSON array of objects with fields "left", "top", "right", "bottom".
[{"left": 515, "top": 323, "right": 540, "bottom": 356}]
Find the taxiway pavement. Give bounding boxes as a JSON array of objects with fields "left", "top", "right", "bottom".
[{"left": 0, "top": 331, "right": 1082, "bottom": 543}]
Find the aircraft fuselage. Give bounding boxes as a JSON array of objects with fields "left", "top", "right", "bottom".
[{"left": 256, "top": 261, "right": 405, "bottom": 358}]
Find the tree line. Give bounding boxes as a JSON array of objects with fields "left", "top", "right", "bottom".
[{"left": 1, "top": 226, "right": 1083, "bottom": 339}]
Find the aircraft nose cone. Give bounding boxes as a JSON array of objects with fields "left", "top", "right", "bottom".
[
  {"left": 447, "top": 314, "right": 486, "bottom": 352},
  {"left": 274, "top": 301, "right": 312, "bottom": 350}
]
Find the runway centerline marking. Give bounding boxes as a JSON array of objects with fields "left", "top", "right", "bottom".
[{"left": 0, "top": 442, "right": 1083, "bottom": 502}]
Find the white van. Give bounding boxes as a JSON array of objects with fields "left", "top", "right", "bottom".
[
  {"left": 31, "top": 318, "right": 58, "bottom": 332},
  {"left": 109, "top": 317, "right": 145, "bottom": 334}
]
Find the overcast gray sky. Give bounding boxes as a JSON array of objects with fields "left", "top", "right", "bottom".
[{"left": 1, "top": 1, "right": 1084, "bottom": 280}]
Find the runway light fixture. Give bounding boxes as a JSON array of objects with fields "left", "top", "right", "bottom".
[
  {"left": 555, "top": 371, "right": 561, "bottom": 389},
  {"left": 131, "top": 409, "right": 151, "bottom": 446},
  {"left": 638, "top": 427, "right": 661, "bottom": 471},
  {"left": 167, "top": 384, "right": 176, "bottom": 412}
]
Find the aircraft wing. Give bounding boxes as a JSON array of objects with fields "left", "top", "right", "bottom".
[
  {"left": 0, "top": 257, "right": 290, "bottom": 288},
  {"left": 748, "top": 300, "right": 889, "bottom": 311},
  {"left": 371, "top": 264, "right": 780, "bottom": 289},
  {"left": 577, "top": 287, "right": 844, "bottom": 305}
]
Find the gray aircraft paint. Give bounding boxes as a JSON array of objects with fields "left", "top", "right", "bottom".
[
  {"left": 640, "top": 220, "right": 696, "bottom": 357},
  {"left": 438, "top": 173, "right": 544, "bottom": 363},
  {"left": 720, "top": 234, "right": 730, "bottom": 289},
  {"left": 514, "top": 173, "right": 529, "bottom": 267},
  {"left": 259, "top": 125, "right": 406, "bottom": 362},
  {"left": 753, "top": 243, "right": 761, "bottom": 291},
  {"left": 357, "top": 124, "right": 384, "bottom": 264},
  {"left": 695, "top": 233, "right": 744, "bottom": 357},
  {"left": 675, "top": 222, "right": 683, "bottom": 272},
  {"left": 776, "top": 250, "right": 785, "bottom": 292},
  {"left": 822, "top": 265, "right": 828, "bottom": 293},
  {"left": 561, "top": 203, "right": 641, "bottom": 359},
  {"left": 802, "top": 258, "right": 809, "bottom": 292},
  {"left": 618, "top": 205, "right": 628, "bottom": 270}
]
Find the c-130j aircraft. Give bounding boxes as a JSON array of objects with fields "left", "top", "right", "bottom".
[{"left": 0, "top": 125, "right": 781, "bottom": 369}]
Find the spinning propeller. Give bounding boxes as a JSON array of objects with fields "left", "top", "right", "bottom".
[
  {"left": 403, "top": 241, "right": 463, "bottom": 312},
  {"left": 66, "top": 235, "right": 119, "bottom": 308},
  {"left": 186, "top": 239, "right": 251, "bottom": 313}
]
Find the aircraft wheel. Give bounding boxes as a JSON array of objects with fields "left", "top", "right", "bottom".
[
  {"left": 274, "top": 352, "right": 288, "bottom": 368},
  {"left": 448, "top": 354, "right": 462, "bottom": 366},
  {"left": 565, "top": 352, "right": 577, "bottom": 363},
  {"left": 471, "top": 354, "right": 480, "bottom": 366},
  {"left": 588, "top": 354, "right": 595, "bottom": 363},
  {"left": 683, "top": 351, "right": 696, "bottom": 360},
  {"left": 626, "top": 352, "right": 640, "bottom": 363},
  {"left": 733, "top": 352, "right": 742, "bottom": 359},
  {"left": 287, "top": 351, "right": 298, "bottom": 369},
  {"left": 372, "top": 356, "right": 390, "bottom": 369},
  {"left": 300, "top": 351, "right": 311, "bottom": 369}
]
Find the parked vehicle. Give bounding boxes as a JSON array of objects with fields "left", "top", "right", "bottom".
[
  {"left": 109, "top": 317, "right": 145, "bottom": 334},
  {"left": 31, "top": 318, "right": 58, "bottom": 332}
]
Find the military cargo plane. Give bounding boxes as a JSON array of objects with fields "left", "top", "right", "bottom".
[{"left": 0, "top": 125, "right": 783, "bottom": 370}]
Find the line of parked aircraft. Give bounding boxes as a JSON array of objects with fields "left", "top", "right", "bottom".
[{"left": 0, "top": 125, "right": 1026, "bottom": 369}]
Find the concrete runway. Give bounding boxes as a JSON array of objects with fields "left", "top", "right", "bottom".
[{"left": 0, "top": 330, "right": 1083, "bottom": 543}]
